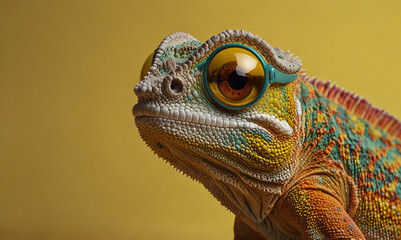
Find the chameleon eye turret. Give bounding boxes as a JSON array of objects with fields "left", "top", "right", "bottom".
[
  {"left": 203, "top": 44, "right": 267, "bottom": 109},
  {"left": 203, "top": 44, "right": 266, "bottom": 109},
  {"left": 203, "top": 43, "right": 299, "bottom": 110}
]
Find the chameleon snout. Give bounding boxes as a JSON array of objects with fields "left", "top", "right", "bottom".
[{"left": 134, "top": 74, "right": 185, "bottom": 101}]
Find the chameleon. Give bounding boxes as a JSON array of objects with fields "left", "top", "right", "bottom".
[{"left": 132, "top": 29, "right": 401, "bottom": 239}]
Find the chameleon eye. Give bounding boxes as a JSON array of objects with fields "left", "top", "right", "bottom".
[
  {"left": 140, "top": 52, "right": 155, "bottom": 80},
  {"left": 204, "top": 44, "right": 267, "bottom": 109}
]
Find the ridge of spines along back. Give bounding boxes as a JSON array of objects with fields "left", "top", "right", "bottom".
[{"left": 300, "top": 72, "right": 401, "bottom": 139}]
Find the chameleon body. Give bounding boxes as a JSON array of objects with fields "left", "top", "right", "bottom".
[{"left": 133, "top": 30, "right": 401, "bottom": 239}]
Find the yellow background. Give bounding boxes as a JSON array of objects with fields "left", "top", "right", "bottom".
[{"left": 1, "top": 1, "right": 401, "bottom": 239}]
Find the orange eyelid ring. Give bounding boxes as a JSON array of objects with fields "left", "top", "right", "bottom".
[{"left": 202, "top": 43, "right": 298, "bottom": 110}]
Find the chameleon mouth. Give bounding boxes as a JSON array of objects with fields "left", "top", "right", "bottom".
[
  {"left": 132, "top": 103, "right": 292, "bottom": 134},
  {"left": 133, "top": 102, "right": 250, "bottom": 128}
]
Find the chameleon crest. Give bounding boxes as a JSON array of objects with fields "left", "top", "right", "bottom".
[{"left": 133, "top": 30, "right": 401, "bottom": 239}]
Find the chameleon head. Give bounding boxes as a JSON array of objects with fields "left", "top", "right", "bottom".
[{"left": 133, "top": 30, "right": 303, "bottom": 194}]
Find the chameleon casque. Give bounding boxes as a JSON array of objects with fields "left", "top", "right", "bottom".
[{"left": 132, "top": 30, "right": 401, "bottom": 240}]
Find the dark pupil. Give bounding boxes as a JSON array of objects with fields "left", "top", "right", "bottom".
[{"left": 228, "top": 70, "right": 248, "bottom": 90}]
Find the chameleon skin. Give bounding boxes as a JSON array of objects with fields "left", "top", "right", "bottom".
[
  {"left": 133, "top": 30, "right": 401, "bottom": 239},
  {"left": 288, "top": 80, "right": 401, "bottom": 239}
]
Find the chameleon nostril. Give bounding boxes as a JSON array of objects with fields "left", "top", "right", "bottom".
[
  {"left": 170, "top": 78, "right": 183, "bottom": 94},
  {"left": 163, "top": 76, "right": 185, "bottom": 98}
]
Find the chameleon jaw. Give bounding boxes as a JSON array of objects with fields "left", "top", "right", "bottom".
[
  {"left": 135, "top": 116, "right": 294, "bottom": 184},
  {"left": 135, "top": 115, "right": 290, "bottom": 222}
]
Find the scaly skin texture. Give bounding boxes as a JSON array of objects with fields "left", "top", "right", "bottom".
[{"left": 133, "top": 30, "right": 401, "bottom": 239}]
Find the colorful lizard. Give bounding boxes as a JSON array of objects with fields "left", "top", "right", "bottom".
[{"left": 132, "top": 30, "right": 401, "bottom": 239}]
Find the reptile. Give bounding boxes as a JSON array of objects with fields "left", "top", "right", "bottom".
[{"left": 132, "top": 29, "right": 401, "bottom": 239}]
